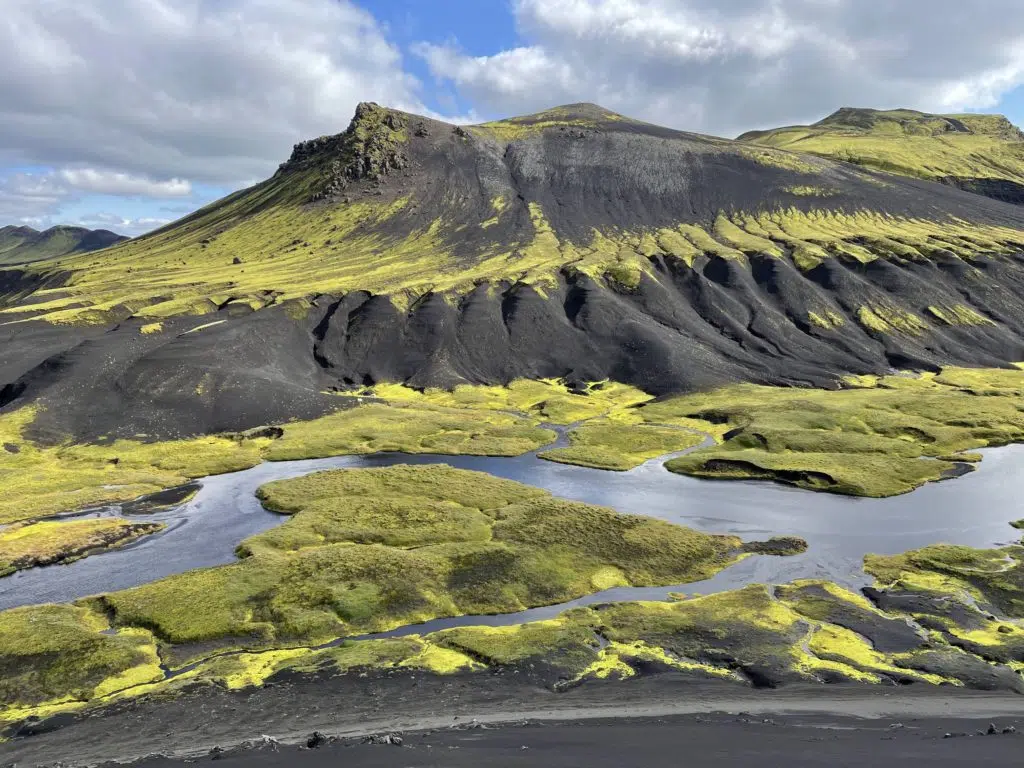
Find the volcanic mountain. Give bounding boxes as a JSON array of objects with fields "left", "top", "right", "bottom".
[
  {"left": 0, "top": 224, "right": 126, "bottom": 266},
  {"left": 4, "top": 102, "right": 1024, "bottom": 441},
  {"left": 739, "top": 107, "right": 1024, "bottom": 204}
]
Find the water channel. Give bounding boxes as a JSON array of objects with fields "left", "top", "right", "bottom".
[{"left": 3, "top": 435, "right": 1022, "bottom": 624}]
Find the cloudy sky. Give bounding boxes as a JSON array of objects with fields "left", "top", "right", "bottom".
[{"left": 5, "top": 0, "right": 1024, "bottom": 236}]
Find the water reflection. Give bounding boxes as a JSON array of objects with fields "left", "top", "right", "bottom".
[{"left": 2, "top": 443, "right": 1021, "bottom": 611}]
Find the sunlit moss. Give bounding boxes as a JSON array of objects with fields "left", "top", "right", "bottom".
[
  {"left": 539, "top": 421, "right": 704, "bottom": 470},
  {"left": 663, "top": 367, "right": 1024, "bottom": 496},
  {"left": 99, "top": 465, "right": 745, "bottom": 648},
  {"left": 857, "top": 304, "right": 929, "bottom": 335},
  {"left": 0, "top": 518, "right": 164, "bottom": 577},
  {"left": 743, "top": 108, "right": 1024, "bottom": 187},
  {"left": 808, "top": 309, "right": 846, "bottom": 329},
  {"left": 739, "top": 146, "right": 820, "bottom": 174},
  {"left": 927, "top": 304, "right": 996, "bottom": 327}
]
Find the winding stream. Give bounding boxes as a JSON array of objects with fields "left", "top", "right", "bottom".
[{"left": 2, "top": 436, "right": 1023, "bottom": 624}]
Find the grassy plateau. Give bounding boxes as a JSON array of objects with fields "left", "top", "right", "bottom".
[{"left": 740, "top": 108, "right": 1024, "bottom": 190}]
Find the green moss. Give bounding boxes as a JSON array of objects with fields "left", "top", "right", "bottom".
[
  {"left": 857, "top": 304, "right": 929, "bottom": 335},
  {"left": 0, "top": 406, "right": 269, "bottom": 525},
  {"left": 98, "top": 466, "right": 744, "bottom": 649},
  {"left": 0, "top": 605, "right": 161, "bottom": 712},
  {"left": 785, "top": 185, "right": 836, "bottom": 197},
  {"left": 739, "top": 146, "right": 820, "bottom": 174},
  {"left": 712, "top": 214, "right": 783, "bottom": 257},
  {"left": 662, "top": 367, "right": 1024, "bottom": 496},
  {"left": 264, "top": 402, "right": 554, "bottom": 461},
  {"left": 808, "top": 309, "right": 846, "bottom": 329},
  {"left": 604, "top": 261, "right": 643, "bottom": 289},
  {"left": 353, "top": 378, "right": 652, "bottom": 425},
  {"left": 539, "top": 422, "right": 704, "bottom": 470},
  {"left": 0, "top": 518, "right": 164, "bottom": 577},
  {"left": 927, "top": 305, "right": 995, "bottom": 326},
  {"left": 742, "top": 108, "right": 1024, "bottom": 187}
]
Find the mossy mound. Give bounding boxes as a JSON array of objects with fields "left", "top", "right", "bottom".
[
  {"left": 0, "top": 518, "right": 163, "bottom": 577},
  {"left": 0, "top": 605, "right": 161, "bottom": 710},
  {"left": 95, "top": 465, "right": 745, "bottom": 650},
  {"left": 663, "top": 367, "right": 1024, "bottom": 496}
]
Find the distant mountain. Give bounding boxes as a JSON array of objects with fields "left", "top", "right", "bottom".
[
  {"left": 0, "top": 224, "right": 126, "bottom": 265},
  {"left": 739, "top": 107, "right": 1024, "bottom": 204},
  {"left": 4, "top": 102, "right": 1024, "bottom": 441}
]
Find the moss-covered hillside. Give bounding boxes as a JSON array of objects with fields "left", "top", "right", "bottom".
[
  {"left": 739, "top": 107, "right": 1024, "bottom": 204},
  {"left": 5, "top": 102, "right": 1024, "bottom": 440}
]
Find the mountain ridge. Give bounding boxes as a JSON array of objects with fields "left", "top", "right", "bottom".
[
  {"left": 739, "top": 106, "right": 1024, "bottom": 204},
  {"left": 0, "top": 224, "right": 126, "bottom": 266},
  {"left": 3, "top": 102, "right": 1024, "bottom": 440}
]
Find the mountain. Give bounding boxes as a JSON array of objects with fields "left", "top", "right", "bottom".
[
  {"left": 739, "top": 107, "right": 1024, "bottom": 204},
  {"left": 0, "top": 224, "right": 126, "bottom": 265},
  {"left": 4, "top": 102, "right": 1024, "bottom": 441}
]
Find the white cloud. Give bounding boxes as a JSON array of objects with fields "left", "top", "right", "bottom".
[
  {"left": 415, "top": 0, "right": 1024, "bottom": 137},
  {"left": 0, "top": 172, "right": 74, "bottom": 222},
  {"left": 70, "top": 213, "right": 172, "bottom": 236},
  {"left": 58, "top": 169, "right": 191, "bottom": 198},
  {"left": 0, "top": 0, "right": 429, "bottom": 186},
  {"left": 0, "top": 169, "right": 190, "bottom": 234}
]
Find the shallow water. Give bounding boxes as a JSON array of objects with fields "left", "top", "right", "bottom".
[{"left": 2, "top": 440, "right": 1022, "bottom": 614}]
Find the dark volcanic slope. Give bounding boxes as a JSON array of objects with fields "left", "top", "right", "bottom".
[
  {"left": 0, "top": 224, "right": 126, "bottom": 265},
  {"left": 4, "top": 103, "right": 1024, "bottom": 439}
]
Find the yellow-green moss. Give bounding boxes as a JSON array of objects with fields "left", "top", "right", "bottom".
[
  {"left": 0, "top": 518, "right": 164, "bottom": 577},
  {"left": 663, "top": 367, "right": 1024, "bottom": 496},
  {"left": 857, "top": 305, "right": 929, "bottom": 335},
  {"left": 808, "top": 309, "right": 846, "bottom": 329},
  {"left": 99, "top": 465, "right": 744, "bottom": 648},
  {"left": 539, "top": 422, "right": 704, "bottom": 470},
  {"left": 927, "top": 304, "right": 995, "bottom": 326}
]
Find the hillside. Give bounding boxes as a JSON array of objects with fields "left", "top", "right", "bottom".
[
  {"left": 3, "top": 102, "right": 1024, "bottom": 440},
  {"left": 0, "top": 224, "right": 126, "bottom": 266},
  {"left": 739, "top": 107, "right": 1024, "bottom": 203}
]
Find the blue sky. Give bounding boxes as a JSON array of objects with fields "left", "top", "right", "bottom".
[{"left": 4, "top": 0, "right": 1024, "bottom": 237}]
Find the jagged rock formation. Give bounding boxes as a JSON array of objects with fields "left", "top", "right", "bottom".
[
  {"left": 3, "top": 103, "right": 1024, "bottom": 439},
  {"left": 0, "top": 225, "right": 126, "bottom": 266}
]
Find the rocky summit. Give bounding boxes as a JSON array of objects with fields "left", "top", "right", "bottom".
[{"left": 3, "top": 102, "right": 1024, "bottom": 441}]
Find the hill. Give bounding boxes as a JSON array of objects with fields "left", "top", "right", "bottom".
[
  {"left": 0, "top": 224, "right": 126, "bottom": 266},
  {"left": 739, "top": 107, "right": 1024, "bottom": 203},
  {"left": 3, "top": 102, "right": 1024, "bottom": 440}
]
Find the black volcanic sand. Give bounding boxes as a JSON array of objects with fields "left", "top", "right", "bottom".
[
  {"left": 5, "top": 673, "right": 1024, "bottom": 767},
  {"left": 134, "top": 716, "right": 1024, "bottom": 768}
]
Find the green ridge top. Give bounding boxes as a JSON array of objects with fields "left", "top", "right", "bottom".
[{"left": 739, "top": 107, "right": 1024, "bottom": 202}]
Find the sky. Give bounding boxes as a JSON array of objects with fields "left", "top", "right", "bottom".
[{"left": 3, "top": 0, "right": 1024, "bottom": 237}]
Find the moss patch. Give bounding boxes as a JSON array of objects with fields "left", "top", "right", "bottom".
[
  {"left": 96, "top": 465, "right": 744, "bottom": 649},
  {"left": 0, "top": 605, "right": 161, "bottom": 712},
  {"left": 540, "top": 422, "right": 705, "bottom": 470},
  {"left": 663, "top": 367, "right": 1024, "bottom": 496},
  {"left": 0, "top": 518, "right": 163, "bottom": 577}
]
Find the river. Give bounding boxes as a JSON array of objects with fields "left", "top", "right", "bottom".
[{"left": 2, "top": 439, "right": 1022, "bottom": 616}]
